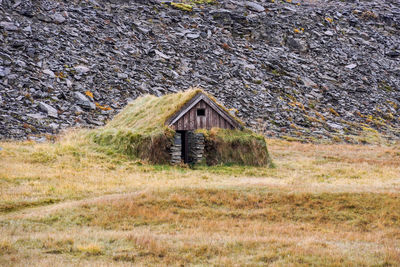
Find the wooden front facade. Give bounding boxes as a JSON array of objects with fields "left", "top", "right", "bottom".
[
  {"left": 167, "top": 92, "right": 242, "bottom": 131},
  {"left": 171, "top": 100, "right": 234, "bottom": 131},
  {"left": 167, "top": 91, "right": 242, "bottom": 164}
]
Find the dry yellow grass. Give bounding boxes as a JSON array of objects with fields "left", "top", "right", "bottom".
[{"left": 0, "top": 135, "right": 399, "bottom": 266}]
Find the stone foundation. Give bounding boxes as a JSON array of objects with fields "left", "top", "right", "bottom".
[
  {"left": 170, "top": 132, "right": 182, "bottom": 164},
  {"left": 169, "top": 131, "right": 204, "bottom": 165},
  {"left": 188, "top": 131, "right": 205, "bottom": 164}
]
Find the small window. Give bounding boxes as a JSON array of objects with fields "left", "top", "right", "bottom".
[{"left": 197, "top": 108, "right": 206, "bottom": 116}]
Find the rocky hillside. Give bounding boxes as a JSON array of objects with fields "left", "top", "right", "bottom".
[{"left": 1, "top": 0, "right": 399, "bottom": 143}]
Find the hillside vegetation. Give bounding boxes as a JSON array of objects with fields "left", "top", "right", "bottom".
[{"left": 0, "top": 135, "right": 399, "bottom": 266}]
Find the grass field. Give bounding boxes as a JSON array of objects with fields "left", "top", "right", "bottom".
[{"left": 0, "top": 134, "right": 399, "bottom": 266}]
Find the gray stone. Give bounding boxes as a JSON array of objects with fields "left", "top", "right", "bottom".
[
  {"left": 0, "top": 67, "right": 11, "bottom": 77},
  {"left": 22, "top": 26, "right": 32, "bottom": 32},
  {"left": 327, "top": 122, "right": 344, "bottom": 130},
  {"left": 43, "top": 69, "right": 55, "bottom": 78},
  {"left": 117, "top": 73, "right": 128, "bottom": 79},
  {"left": 187, "top": 33, "right": 200, "bottom": 39},
  {"left": 0, "top": 22, "right": 18, "bottom": 31},
  {"left": 188, "top": 131, "right": 205, "bottom": 164},
  {"left": 0, "top": 0, "right": 399, "bottom": 142},
  {"left": 74, "top": 65, "right": 90, "bottom": 75},
  {"left": 39, "top": 102, "right": 58, "bottom": 118},
  {"left": 27, "top": 113, "right": 46, "bottom": 120},
  {"left": 345, "top": 63, "right": 357, "bottom": 70},
  {"left": 170, "top": 132, "right": 182, "bottom": 164},
  {"left": 154, "top": 50, "right": 171, "bottom": 59},
  {"left": 73, "top": 105, "right": 84, "bottom": 113},
  {"left": 302, "top": 77, "right": 318, "bottom": 88},
  {"left": 51, "top": 13, "right": 66, "bottom": 24},
  {"left": 245, "top": 1, "right": 265, "bottom": 12},
  {"left": 386, "top": 51, "right": 400, "bottom": 58},
  {"left": 49, "top": 123, "right": 59, "bottom": 130},
  {"left": 286, "top": 38, "right": 303, "bottom": 50},
  {"left": 74, "top": 92, "right": 95, "bottom": 110},
  {"left": 66, "top": 79, "right": 73, "bottom": 88}
]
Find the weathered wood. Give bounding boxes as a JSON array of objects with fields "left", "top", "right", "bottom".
[
  {"left": 189, "top": 108, "right": 195, "bottom": 129},
  {"left": 167, "top": 92, "right": 241, "bottom": 129},
  {"left": 174, "top": 101, "right": 220, "bottom": 130},
  {"left": 184, "top": 109, "right": 189, "bottom": 129},
  {"left": 200, "top": 96, "right": 237, "bottom": 128}
]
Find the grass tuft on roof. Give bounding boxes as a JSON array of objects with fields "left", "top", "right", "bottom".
[{"left": 103, "top": 88, "right": 202, "bottom": 135}]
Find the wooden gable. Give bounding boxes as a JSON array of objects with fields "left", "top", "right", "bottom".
[{"left": 167, "top": 92, "right": 242, "bottom": 131}]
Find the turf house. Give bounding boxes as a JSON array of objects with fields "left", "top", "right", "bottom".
[{"left": 89, "top": 88, "right": 270, "bottom": 166}]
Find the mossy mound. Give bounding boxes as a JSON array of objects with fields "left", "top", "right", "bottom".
[
  {"left": 198, "top": 128, "right": 270, "bottom": 166},
  {"left": 89, "top": 129, "right": 174, "bottom": 164},
  {"left": 87, "top": 89, "right": 270, "bottom": 166}
]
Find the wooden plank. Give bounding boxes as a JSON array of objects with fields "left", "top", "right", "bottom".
[
  {"left": 204, "top": 102, "right": 207, "bottom": 129},
  {"left": 183, "top": 112, "right": 189, "bottom": 130},
  {"left": 192, "top": 108, "right": 195, "bottom": 130},
  {"left": 196, "top": 102, "right": 201, "bottom": 129},
  {"left": 187, "top": 110, "right": 194, "bottom": 130},
  {"left": 210, "top": 107, "right": 214, "bottom": 128},
  {"left": 215, "top": 109, "right": 219, "bottom": 128},
  {"left": 202, "top": 101, "right": 207, "bottom": 129},
  {"left": 211, "top": 107, "right": 215, "bottom": 129},
  {"left": 177, "top": 118, "right": 181, "bottom": 130},
  {"left": 208, "top": 108, "right": 212, "bottom": 129}
]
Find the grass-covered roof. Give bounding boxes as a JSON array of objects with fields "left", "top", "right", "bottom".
[
  {"left": 103, "top": 88, "right": 243, "bottom": 135},
  {"left": 87, "top": 88, "right": 268, "bottom": 165}
]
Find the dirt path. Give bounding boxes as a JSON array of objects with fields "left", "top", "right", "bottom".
[{"left": 0, "top": 190, "right": 147, "bottom": 221}]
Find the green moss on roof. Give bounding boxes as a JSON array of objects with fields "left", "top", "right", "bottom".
[
  {"left": 104, "top": 89, "right": 200, "bottom": 135},
  {"left": 103, "top": 88, "right": 243, "bottom": 135}
]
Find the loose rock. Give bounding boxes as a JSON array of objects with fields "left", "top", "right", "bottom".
[
  {"left": 0, "top": 0, "right": 398, "bottom": 143},
  {"left": 39, "top": 102, "right": 58, "bottom": 118}
]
